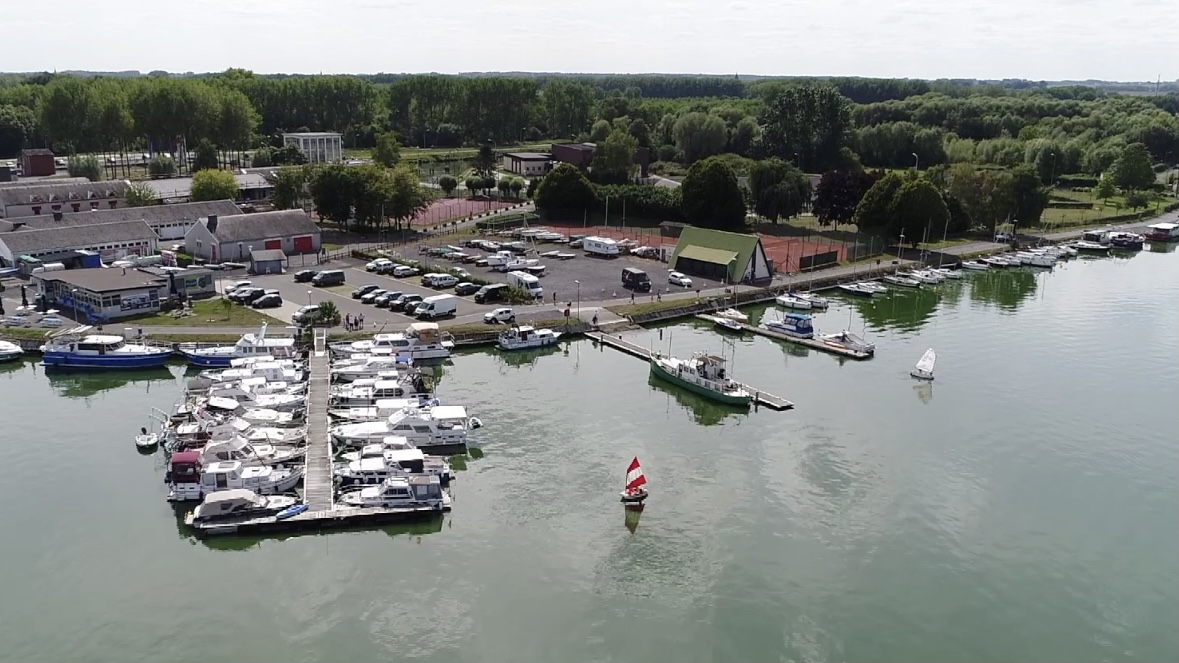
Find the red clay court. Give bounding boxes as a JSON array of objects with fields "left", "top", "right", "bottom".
[
  {"left": 540, "top": 222, "right": 851, "bottom": 272},
  {"left": 410, "top": 198, "right": 515, "bottom": 226}
]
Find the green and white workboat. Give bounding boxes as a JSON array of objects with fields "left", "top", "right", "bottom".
[{"left": 649, "top": 351, "right": 752, "bottom": 407}]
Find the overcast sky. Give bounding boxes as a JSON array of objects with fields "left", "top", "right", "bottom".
[{"left": 8, "top": 0, "right": 1177, "bottom": 81}]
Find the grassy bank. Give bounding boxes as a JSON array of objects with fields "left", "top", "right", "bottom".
[{"left": 123, "top": 299, "right": 277, "bottom": 327}]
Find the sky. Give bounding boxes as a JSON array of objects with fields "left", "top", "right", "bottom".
[{"left": 7, "top": 0, "right": 1178, "bottom": 81}]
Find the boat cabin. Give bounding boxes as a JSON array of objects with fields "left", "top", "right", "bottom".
[
  {"left": 169, "top": 451, "right": 202, "bottom": 485},
  {"left": 192, "top": 489, "right": 270, "bottom": 521},
  {"left": 200, "top": 461, "right": 272, "bottom": 491}
]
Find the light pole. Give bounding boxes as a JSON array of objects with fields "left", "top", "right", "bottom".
[
  {"left": 912, "top": 152, "right": 919, "bottom": 171},
  {"left": 70, "top": 288, "right": 79, "bottom": 322},
  {"left": 575, "top": 279, "right": 580, "bottom": 320},
  {"left": 307, "top": 290, "right": 312, "bottom": 306}
]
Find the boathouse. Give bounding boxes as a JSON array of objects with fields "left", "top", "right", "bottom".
[
  {"left": 668, "top": 227, "right": 773, "bottom": 284},
  {"left": 183, "top": 210, "right": 321, "bottom": 263}
]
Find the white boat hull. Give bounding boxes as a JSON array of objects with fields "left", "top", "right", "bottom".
[{"left": 910, "top": 369, "right": 934, "bottom": 380}]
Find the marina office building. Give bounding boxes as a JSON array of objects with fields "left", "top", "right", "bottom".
[{"left": 32, "top": 268, "right": 169, "bottom": 322}]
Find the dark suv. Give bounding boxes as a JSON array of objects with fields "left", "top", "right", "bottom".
[{"left": 293, "top": 269, "right": 317, "bottom": 283}]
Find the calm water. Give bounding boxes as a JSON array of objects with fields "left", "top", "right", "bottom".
[{"left": 1, "top": 246, "right": 1176, "bottom": 663}]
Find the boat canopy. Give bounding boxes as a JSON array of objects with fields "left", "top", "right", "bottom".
[
  {"left": 430, "top": 405, "right": 468, "bottom": 420},
  {"left": 784, "top": 312, "right": 812, "bottom": 320},
  {"left": 200, "top": 488, "right": 261, "bottom": 505}
]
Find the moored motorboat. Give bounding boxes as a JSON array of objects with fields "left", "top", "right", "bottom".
[
  {"left": 820, "top": 331, "right": 875, "bottom": 356},
  {"left": 774, "top": 293, "right": 813, "bottom": 310},
  {"left": 838, "top": 282, "right": 877, "bottom": 297},
  {"left": 960, "top": 260, "right": 989, "bottom": 271},
  {"left": 498, "top": 325, "right": 561, "bottom": 351},
  {"left": 908, "top": 270, "right": 943, "bottom": 284},
  {"left": 187, "top": 489, "right": 298, "bottom": 522},
  {"left": 135, "top": 427, "right": 159, "bottom": 451},
  {"left": 169, "top": 458, "right": 303, "bottom": 501},
  {"left": 338, "top": 475, "right": 450, "bottom": 510},
  {"left": 796, "top": 292, "right": 830, "bottom": 308},
  {"left": 714, "top": 316, "right": 745, "bottom": 333},
  {"left": 328, "top": 323, "right": 454, "bottom": 361},
  {"left": 882, "top": 274, "right": 920, "bottom": 288},
  {"left": 715, "top": 308, "right": 748, "bottom": 323},
  {"left": 40, "top": 326, "right": 172, "bottom": 369},
  {"left": 0, "top": 340, "right": 24, "bottom": 362},
  {"left": 330, "top": 404, "right": 473, "bottom": 452},
  {"left": 648, "top": 351, "right": 751, "bottom": 406},
  {"left": 857, "top": 281, "right": 888, "bottom": 294},
  {"left": 177, "top": 324, "right": 297, "bottom": 368},
  {"left": 1073, "top": 240, "right": 1110, "bottom": 254},
  {"left": 762, "top": 312, "right": 815, "bottom": 339}
]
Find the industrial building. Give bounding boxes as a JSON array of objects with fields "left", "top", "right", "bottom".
[
  {"left": 550, "top": 142, "right": 651, "bottom": 178},
  {"left": 143, "top": 173, "right": 273, "bottom": 204},
  {"left": 501, "top": 152, "right": 553, "bottom": 177},
  {"left": 0, "top": 220, "right": 158, "bottom": 268},
  {"left": 183, "top": 210, "right": 320, "bottom": 263},
  {"left": 0, "top": 199, "right": 242, "bottom": 241},
  {"left": 0, "top": 180, "right": 129, "bottom": 219}
]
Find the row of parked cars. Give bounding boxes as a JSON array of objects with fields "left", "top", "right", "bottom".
[{"left": 222, "top": 281, "right": 283, "bottom": 309}]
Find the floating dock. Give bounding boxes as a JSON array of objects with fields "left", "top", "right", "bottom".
[
  {"left": 302, "top": 338, "right": 334, "bottom": 512},
  {"left": 184, "top": 504, "right": 450, "bottom": 538},
  {"left": 589, "top": 331, "right": 794, "bottom": 410},
  {"left": 695, "top": 315, "right": 874, "bottom": 360}
]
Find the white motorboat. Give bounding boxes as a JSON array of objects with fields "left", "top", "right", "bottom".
[
  {"left": 338, "top": 436, "right": 415, "bottom": 462},
  {"left": 775, "top": 293, "right": 813, "bottom": 310},
  {"left": 329, "top": 323, "right": 454, "bottom": 361},
  {"left": 910, "top": 347, "right": 936, "bottom": 380},
  {"left": 0, "top": 340, "right": 24, "bottom": 362},
  {"left": 169, "top": 458, "right": 303, "bottom": 501},
  {"left": 857, "top": 281, "right": 889, "bottom": 294},
  {"left": 762, "top": 312, "right": 815, "bottom": 339},
  {"left": 883, "top": 274, "right": 921, "bottom": 288},
  {"left": 200, "top": 361, "right": 304, "bottom": 384},
  {"left": 329, "top": 397, "right": 430, "bottom": 422},
  {"left": 928, "top": 268, "right": 963, "bottom": 280},
  {"left": 330, "top": 405, "right": 474, "bottom": 451},
  {"left": 498, "top": 325, "right": 562, "bottom": 351},
  {"left": 714, "top": 316, "right": 745, "bottom": 333},
  {"left": 338, "top": 475, "right": 450, "bottom": 510},
  {"left": 715, "top": 308, "right": 748, "bottom": 323},
  {"left": 134, "top": 427, "right": 159, "bottom": 451},
  {"left": 1073, "top": 240, "right": 1110, "bottom": 254},
  {"left": 908, "top": 270, "right": 943, "bottom": 284},
  {"left": 981, "top": 256, "right": 1012, "bottom": 268},
  {"left": 330, "top": 378, "right": 421, "bottom": 406},
  {"left": 820, "top": 331, "right": 876, "bottom": 356},
  {"left": 796, "top": 292, "right": 830, "bottom": 308},
  {"left": 838, "top": 282, "right": 877, "bottom": 297},
  {"left": 238, "top": 408, "right": 299, "bottom": 427},
  {"left": 201, "top": 436, "right": 305, "bottom": 466},
  {"left": 188, "top": 489, "right": 298, "bottom": 522},
  {"left": 1026, "top": 254, "right": 1056, "bottom": 268},
  {"left": 335, "top": 448, "right": 453, "bottom": 486},
  {"left": 960, "top": 260, "right": 989, "bottom": 271},
  {"left": 177, "top": 323, "right": 298, "bottom": 368},
  {"left": 208, "top": 387, "right": 306, "bottom": 413},
  {"left": 331, "top": 356, "right": 412, "bottom": 382}
]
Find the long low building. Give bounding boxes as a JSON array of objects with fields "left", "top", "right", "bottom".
[
  {"left": 144, "top": 174, "right": 273, "bottom": 204},
  {"left": 0, "top": 180, "right": 129, "bottom": 219},
  {"left": 184, "top": 210, "right": 321, "bottom": 262},
  {"left": 668, "top": 226, "right": 773, "bottom": 284},
  {"left": 0, "top": 199, "right": 242, "bottom": 241},
  {"left": 0, "top": 220, "right": 159, "bottom": 267},
  {"left": 32, "top": 267, "right": 169, "bottom": 323}
]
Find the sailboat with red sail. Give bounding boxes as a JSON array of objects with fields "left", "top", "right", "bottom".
[{"left": 620, "top": 457, "right": 648, "bottom": 504}]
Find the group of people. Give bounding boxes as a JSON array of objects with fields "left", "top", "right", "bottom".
[{"left": 344, "top": 313, "right": 366, "bottom": 331}]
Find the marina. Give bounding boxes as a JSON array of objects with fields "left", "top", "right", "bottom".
[{"left": 696, "top": 314, "right": 875, "bottom": 359}]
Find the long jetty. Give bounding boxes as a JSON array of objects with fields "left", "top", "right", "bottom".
[
  {"left": 589, "top": 331, "right": 794, "bottom": 410},
  {"left": 302, "top": 330, "right": 334, "bottom": 511},
  {"left": 694, "top": 315, "right": 874, "bottom": 360}
]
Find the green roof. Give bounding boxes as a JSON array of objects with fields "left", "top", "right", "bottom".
[{"left": 670, "top": 227, "right": 762, "bottom": 282}]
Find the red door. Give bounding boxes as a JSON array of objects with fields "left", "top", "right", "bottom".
[
  {"left": 264, "top": 239, "right": 282, "bottom": 250},
  {"left": 292, "top": 236, "right": 314, "bottom": 252}
]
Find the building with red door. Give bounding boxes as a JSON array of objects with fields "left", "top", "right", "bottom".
[
  {"left": 20, "top": 149, "right": 57, "bottom": 177},
  {"left": 183, "top": 209, "right": 320, "bottom": 263}
]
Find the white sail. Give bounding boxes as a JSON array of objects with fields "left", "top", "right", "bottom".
[{"left": 915, "top": 348, "right": 936, "bottom": 375}]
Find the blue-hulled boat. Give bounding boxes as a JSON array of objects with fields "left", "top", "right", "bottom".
[
  {"left": 39, "top": 325, "right": 172, "bottom": 369},
  {"left": 177, "top": 323, "right": 298, "bottom": 368}
]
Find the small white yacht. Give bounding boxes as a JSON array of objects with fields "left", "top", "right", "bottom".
[
  {"left": 928, "top": 267, "right": 963, "bottom": 280},
  {"left": 330, "top": 405, "right": 474, "bottom": 451},
  {"left": 207, "top": 387, "right": 306, "bottom": 413},
  {"left": 796, "top": 292, "right": 830, "bottom": 308},
  {"left": 908, "top": 270, "right": 944, "bottom": 284},
  {"left": 201, "top": 361, "right": 305, "bottom": 384},
  {"left": 335, "top": 448, "right": 453, "bottom": 486},
  {"left": 329, "top": 397, "right": 429, "bottom": 422},
  {"left": 189, "top": 489, "right": 298, "bottom": 522},
  {"left": 838, "top": 282, "right": 877, "bottom": 297},
  {"left": 910, "top": 348, "right": 936, "bottom": 380},
  {"left": 774, "top": 293, "right": 813, "bottom": 310},
  {"left": 981, "top": 256, "right": 1012, "bottom": 268},
  {"left": 338, "top": 475, "right": 451, "bottom": 510},
  {"left": 0, "top": 340, "right": 24, "bottom": 362},
  {"left": 338, "top": 435, "right": 415, "bottom": 462},
  {"left": 169, "top": 459, "right": 303, "bottom": 502},
  {"left": 330, "top": 378, "right": 422, "bottom": 406},
  {"left": 177, "top": 323, "right": 297, "bottom": 368},
  {"left": 762, "top": 312, "right": 815, "bottom": 339},
  {"left": 201, "top": 436, "right": 305, "bottom": 467},
  {"left": 237, "top": 408, "right": 299, "bottom": 427},
  {"left": 715, "top": 308, "right": 748, "bottom": 323},
  {"left": 329, "top": 323, "right": 454, "bottom": 361},
  {"left": 857, "top": 281, "right": 889, "bottom": 294},
  {"left": 883, "top": 274, "right": 921, "bottom": 288},
  {"left": 960, "top": 260, "right": 990, "bottom": 271},
  {"left": 820, "top": 331, "right": 876, "bottom": 356},
  {"left": 331, "top": 356, "right": 412, "bottom": 382},
  {"left": 498, "top": 325, "right": 562, "bottom": 351}
]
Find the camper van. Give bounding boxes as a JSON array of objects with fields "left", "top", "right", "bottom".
[
  {"left": 582, "top": 236, "right": 619, "bottom": 257},
  {"left": 413, "top": 294, "right": 458, "bottom": 320},
  {"left": 506, "top": 270, "right": 543, "bottom": 299}
]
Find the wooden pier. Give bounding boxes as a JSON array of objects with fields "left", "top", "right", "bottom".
[
  {"left": 302, "top": 332, "right": 334, "bottom": 512},
  {"left": 185, "top": 503, "right": 450, "bottom": 538},
  {"left": 695, "top": 315, "right": 874, "bottom": 360},
  {"left": 589, "top": 331, "right": 794, "bottom": 410}
]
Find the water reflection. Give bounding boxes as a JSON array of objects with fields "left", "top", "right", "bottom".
[
  {"left": 968, "top": 269, "right": 1039, "bottom": 311},
  {"left": 850, "top": 286, "right": 942, "bottom": 333},
  {"left": 1147, "top": 241, "right": 1177, "bottom": 254},
  {"left": 0, "top": 357, "right": 35, "bottom": 378},
  {"left": 646, "top": 374, "right": 748, "bottom": 426},
  {"left": 493, "top": 344, "right": 563, "bottom": 371},
  {"left": 913, "top": 381, "right": 933, "bottom": 404},
  {"left": 45, "top": 365, "right": 179, "bottom": 399},
  {"left": 624, "top": 505, "right": 643, "bottom": 534}
]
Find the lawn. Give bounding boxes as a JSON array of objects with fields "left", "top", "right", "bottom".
[{"left": 123, "top": 298, "right": 277, "bottom": 326}]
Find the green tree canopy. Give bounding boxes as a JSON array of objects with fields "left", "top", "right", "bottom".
[
  {"left": 748, "top": 158, "right": 810, "bottom": 223},
  {"left": 372, "top": 132, "right": 401, "bottom": 167},
  {"left": 191, "top": 168, "right": 240, "bottom": 202},
  {"left": 812, "top": 169, "right": 879, "bottom": 228},
  {"left": 473, "top": 144, "right": 496, "bottom": 174},
  {"left": 1093, "top": 175, "right": 1116, "bottom": 201},
  {"left": 681, "top": 156, "right": 746, "bottom": 231},
  {"left": 1110, "top": 142, "right": 1155, "bottom": 190},
  {"left": 124, "top": 181, "right": 158, "bottom": 207},
  {"left": 192, "top": 138, "right": 219, "bottom": 171},
  {"left": 535, "top": 163, "right": 597, "bottom": 213},
  {"left": 853, "top": 171, "right": 905, "bottom": 232},
  {"left": 268, "top": 166, "right": 307, "bottom": 210},
  {"left": 438, "top": 174, "right": 458, "bottom": 197},
  {"left": 888, "top": 178, "right": 950, "bottom": 241},
  {"left": 672, "top": 112, "right": 728, "bottom": 164},
  {"left": 67, "top": 155, "right": 101, "bottom": 181},
  {"left": 591, "top": 129, "right": 638, "bottom": 183},
  {"left": 1008, "top": 164, "right": 1049, "bottom": 226},
  {"left": 758, "top": 84, "right": 852, "bottom": 172}
]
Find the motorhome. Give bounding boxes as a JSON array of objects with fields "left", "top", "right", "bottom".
[
  {"left": 506, "top": 270, "right": 543, "bottom": 299},
  {"left": 583, "top": 236, "right": 619, "bottom": 257}
]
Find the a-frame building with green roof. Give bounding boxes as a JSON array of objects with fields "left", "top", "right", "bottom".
[{"left": 668, "top": 227, "right": 773, "bottom": 284}]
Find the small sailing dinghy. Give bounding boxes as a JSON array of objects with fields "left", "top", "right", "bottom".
[
  {"left": 620, "top": 456, "right": 648, "bottom": 504},
  {"left": 135, "top": 426, "right": 159, "bottom": 451},
  {"left": 910, "top": 348, "right": 936, "bottom": 380}
]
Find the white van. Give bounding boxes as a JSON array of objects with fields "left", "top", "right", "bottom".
[
  {"left": 506, "top": 270, "right": 543, "bottom": 299},
  {"left": 414, "top": 294, "right": 458, "bottom": 320},
  {"left": 582, "top": 236, "right": 619, "bottom": 257}
]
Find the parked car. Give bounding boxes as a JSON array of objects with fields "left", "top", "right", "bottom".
[
  {"left": 293, "top": 269, "right": 318, "bottom": 283},
  {"left": 225, "top": 280, "right": 253, "bottom": 295},
  {"left": 483, "top": 307, "right": 516, "bottom": 324},
  {"left": 360, "top": 289, "right": 387, "bottom": 304},
  {"left": 311, "top": 270, "right": 346, "bottom": 286},
  {"left": 251, "top": 294, "right": 283, "bottom": 309},
  {"left": 393, "top": 294, "right": 423, "bottom": 312},
  {"left": 427, "top": 274, "right": 458, "bottom": 289},
  {"left": 292, "top": 305, "right": 320, "bottom": 325},
  {"left": 366, "top": 258, "right": 393, "bottom": 272},
  {"left": 230, "top": 287, "right": 265, "bottom": 303},
  {"left": 374, "top": 291, "right": 403, "bottom": 308},
  {"left": 454, "top": 282, "right": 480, "bottom": 296},
  {"left": 451, "top": 267, "right": 471, "bottom": 279},
  {"left": 668, "top": 271, "right": 693, "bottom": 287},
  {"left": 994, "top": 232, "right": 1015, "bottom": 243},
  {"left": 352, "top": 284, "right": 380, "bottom": 299},
  {"left": 473, "top": 283, "right": 509, "bottom": 304},
  {"left": 392, "top": 265, "right": 420, "bottom": 278}
]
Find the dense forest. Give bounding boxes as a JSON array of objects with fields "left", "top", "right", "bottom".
[{"left": 2, "top": 70, "right": 1177, "bottom": 182}]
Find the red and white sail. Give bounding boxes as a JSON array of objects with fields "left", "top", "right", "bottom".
[{"left": 625, "top": 457, "right": 647, "bottom": 492}]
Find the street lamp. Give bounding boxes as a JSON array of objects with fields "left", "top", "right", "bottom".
[
  {"left": 307, "top": 290, "right": 312, "bottom": 306},
  {"left": 71, "top": 288, "right": 79, "bottom": 322},
  {"left": 912, "top": 153, "right": 919, "bottom": 171},
  {"left": 574, "top": 279, "right": 580, "bottom": 319}
]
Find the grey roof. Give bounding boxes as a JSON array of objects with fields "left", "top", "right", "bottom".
[
  {"left": 21, "top": 149, "right": 54, "bottom": 156},
  {"left": 34, "top": 267, "right": 166, "bottom": 293},
  {"left": 0, "top": 220, "right": 157, "bottom": 255},
  {"left": 144, "top": 173, "right": 271, "bottom": 200},
  {"left": 4, "top": 200, "right": 241, "bottom": 230},
  {"left": 203, "top": 210, "right": 320, "bottom": 244},
  {"left": 0, "top": 180, "right": 129, "bottom": 208},
  {"left": 283, "top": 132, "right": 342, "bottom": 138},
  {"left": 250, "top": 249, "right": 286, "bottom": 262},
  {"left": 0, "top": 177, "right": 91, "bottom": 190}
]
